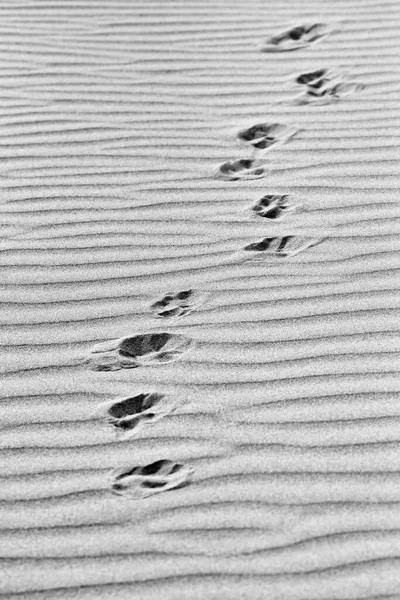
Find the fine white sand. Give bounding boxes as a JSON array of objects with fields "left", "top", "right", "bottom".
[{"left": 1, "top": 0, "right": 400, "bottom": 597}]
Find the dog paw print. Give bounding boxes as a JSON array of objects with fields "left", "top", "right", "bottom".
[
  {"left": 214, "top": 158, "right": 268, "bottom": 181},
  {"left": 243, "top": 235, "right": 324, "bottom": 257},
  {"left": 150, "top": 289, "right": 208, "bottom": 319},
  {"left": 251, "top": 194, "right": 298, "bottom": 220},
  {"left": 87, "top": 332, "right": 194, "bottom": 371},
  {"left": 111, "top": 459, "right": 194, "bottom": 498},
  {"left": 98, "top": 391, "right": 183, "bottom": 438},
  {"left": 260, "top": 23, "right": 332, "bottom": 52},
  {"left": 295, "top": 69, "right": 363, "bottom": 105},
  {"left": 237, "top": 123, "right": 298, "bottom": 155}
]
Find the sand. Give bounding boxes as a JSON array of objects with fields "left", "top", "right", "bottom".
[{"left": 1, "top": 0, "right": 400, "bottom": 597}]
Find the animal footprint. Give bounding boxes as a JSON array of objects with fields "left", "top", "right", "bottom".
[
  {"left": 242, "top": 235, "right": 324, "bottom": 258},
  {"left": 214, "top": 158, "right": 268, "bottom": 181},
  {"left": 111, "top": 459, "right": 193, "bottom": 498},
  {"left": 251, "top": 194, "right": 298, "bottom": 220},
  {"left": 296, "top": 82, "right": 363, "bottom": 105},
  {"left": 237, "top": 123, "right": 298, "bottom": 154},
  {"left": 260, "top": 23, "right": 332, "bottom": 52},
  {"left": 295, "top": 69, "right": 363, "bottom": 105},
  {"left": 87, "top": 332, "right": 194, "bottom": 371},
  {"left": 98, "top": 392, "right": 183, "bottom": 439},
  {"left": 151, "top": 289, "right": 208, "bottom": 319}
]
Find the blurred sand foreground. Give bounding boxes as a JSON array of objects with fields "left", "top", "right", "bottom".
[{"left": 1, "top": 0, "right": 400, "bottom": 597}]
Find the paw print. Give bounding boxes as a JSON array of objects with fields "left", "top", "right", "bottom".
[
  {"left": 252, "top": 194, "right": 298, "bottom": 220},
  {"left": 214, "top": 158, "right": 268, "bottom": 181},
  {"left": 260, "top": 23, "right": 332, "bottom": 52},
  {"left": 98, "top": 392, "right": 183, "bottom": 439},
  {"left": 295, "top": 68, "right": 363, "bottom": 105},
  {"left": 87, "top": 332, "right": 194, "bottom": 371},
  {"left": 237, "top": 123, "right": 298, "bottom": 156},
  {"left": 111, "top": 459, "right": 194, "bottom": 498},
  {"left": 243, "top": 235, "right": 325, "bottom": 257},
  {"left": 237, "top": 123, "right": 298, "bottom": 154}
]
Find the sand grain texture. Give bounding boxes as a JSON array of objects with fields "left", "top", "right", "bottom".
[{"left": 1, "top": 0, "right": 400, "bottom": 597}]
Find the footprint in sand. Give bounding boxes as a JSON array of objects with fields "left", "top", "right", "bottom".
[
  {"left": 242, "top": 235, "right": 325, "bottom": 258},
  {"left": 297, "top": 81, "right": 363, "bottom": 105},
  {"left": 150, "top": 288, "right": 208, "bottom": 319},
  {"left": 111, "top": 459, "right": 194, "bottom": 498},
  {"left": 214, "top": 158, "right": 268, "bottom": 181},
  {"left": 97, "top": 391, "right": 184, "bottom": 439},
  {"left": 237, "top": 122, "right": 299, "bottom": 154},
  {"left": 260, "top": 23, "right": 332, "bottom": 52},
  {"left": 294, "top": 68, "right": 364, "bottom": 105},
  {"left": 87, "top": 332, "right": 194, "bottom": 371},
  {"left": 251, "top": 194, "right": 299, "bottom": 220}
]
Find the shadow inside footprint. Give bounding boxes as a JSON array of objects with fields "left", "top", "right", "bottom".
[
  {"left": 215, "top": 158, "right": 268, "bottom": 181},
  {"left": 296, "top": 69, "right": 328, "bottom": 85},
  {"left": 87, "top": 332, "right": 194, "bottom": 371},
  {"left": 244, "top": 237, "right": 275, "bottom": 252},
  {"left": 237, "top": 123, "right": 298, "bottom": 153},
  {"left": 243, "top": 235, "right": 324, "bottom": 258},
  {"left": 100, "top": 391, "right": 183, "bottom": 438},
  {"left": 261, "top": 23, "right": 331, "bottom": 52},
  {"left": 111, "top": 459, "right": 193, "bottom": 498},
  {"left": 252, "top": 194, "right": 296, "bottom": 220},
  {"left": 151, "top": 288, "right": 207, "bottom": 319}
]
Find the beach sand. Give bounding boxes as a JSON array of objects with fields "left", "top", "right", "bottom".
[{"left": 1, "top": 0, "right": 400, "bottom": 597}]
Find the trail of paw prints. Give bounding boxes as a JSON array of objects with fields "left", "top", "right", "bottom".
[
  {"left": 96, "top": 391, "right": 184, "bottom": 440},
  {"left": 259, "top": 23, "right": 333, "bottom": 52},
  {"left": 293, "top": 68, "right": 364, "bottom": 105},
  {"left": 111, "top": 459, "right": 194, "bottom": 499},
  {"left": 150, "top": 288, "right": 209, "bottom": 319},
  {"left": 87, "top": 332, "right": 194, "bottom": 371}
]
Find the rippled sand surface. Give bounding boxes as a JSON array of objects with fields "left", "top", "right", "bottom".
[{"left": 1, "top": 0, "right": 400, "bottom": 597}]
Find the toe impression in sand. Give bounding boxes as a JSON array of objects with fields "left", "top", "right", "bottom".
[
  {"left": 260, "top": 23, "right": 332, "bottom": 52},
  {"left": 111, "top": 459, "right": 194, "bottom": 498},
  {"left": 87, "top": 332, "right": 194, "bottom": 371}
]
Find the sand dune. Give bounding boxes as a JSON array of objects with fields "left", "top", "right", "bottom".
[{"left": 1, "top": 0, "right": 400, "bottom": 597}]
